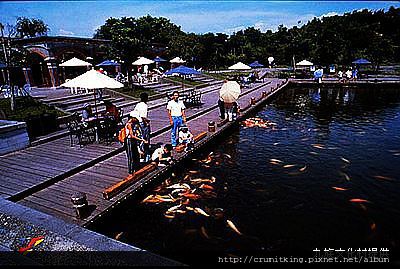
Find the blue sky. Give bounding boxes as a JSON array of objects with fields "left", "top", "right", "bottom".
[{"left": 0, "top": 1, "right": 399, "bottom": 37}]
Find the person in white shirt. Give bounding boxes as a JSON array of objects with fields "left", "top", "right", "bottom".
[
  {"left": 167, "top": 91, "right": 186, "bottom": 147},
  {"left": 132, "top": 93, "right": 150, "bottom": 162},
  {"left": 346, "top": 69, "right": 352, "bottom": 80},
  {"left": 178, "top": 125, "right": 194, "bottom": 150},
  {"left": 338, "top": 70, "right": 343, "bottom": 82},
  {"left": 151, "top": 144, "right": 173, "bottom": 166}
]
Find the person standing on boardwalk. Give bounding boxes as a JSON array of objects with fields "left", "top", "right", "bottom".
[
  {"left": 218, "top": 80, "right": 227, "bottom": 120},
  {"left": 132, "top": 92, "right": 151, "bottom": 162},
  {"left": 123, "top": 111, "right": 147, "bottom": 174},
  {"left": 167, "top": 91, "right": 186, "bottom": 147}
]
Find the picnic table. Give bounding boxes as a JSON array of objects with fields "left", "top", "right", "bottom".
[
  {"left": 68, "top": 114, "right": 117, "bottom": 146},
  {"left": 182, "top": 88, "right": 202, "bottom": 107}
]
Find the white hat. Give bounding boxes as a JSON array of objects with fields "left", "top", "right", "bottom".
[{"left": 129, "top": 111, "right": 141, "bottom": 121}]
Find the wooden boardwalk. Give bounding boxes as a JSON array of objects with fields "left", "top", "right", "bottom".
[
  {"left": 13, "top": 78, "right": 286, "bottom": 226},
  {"left": 0, "top": 83, "right": 225, "bottom": 199},
  {"left": 0, "top": 137, "right": 120, "bottom": 199}
]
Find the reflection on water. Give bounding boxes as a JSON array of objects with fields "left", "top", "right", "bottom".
[{"left": 90, "top": 86, "right": 400, "bottom": 265}]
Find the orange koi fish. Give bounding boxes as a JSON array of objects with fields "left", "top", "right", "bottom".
[
  {"left": 181, "top": 193, "right": 201, "bottom": 200},
  {"left": 349, "top": 198, "right": 370, "bottom": 203},
  {"left": 200, "top": 184, "right": 215, "bottom": 191},
  {"left": 115, "top": 232, "right": 123, "bottom": 240},
  {"left": 18, "top": 236, "right": 45, "bottom": 253},
  {"left": 332, "top": 187, "right": 348, "bottom": 191},
  {"left": 373, "top": 176, "right": 394, "bottom": 181}
]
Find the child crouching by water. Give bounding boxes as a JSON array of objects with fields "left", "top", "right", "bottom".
[
  {"left": 178, "top": 125, "right": 194, "bottom": 151},
  {"left": 151, "top": 144, "right": 173, "bottom": 167}
]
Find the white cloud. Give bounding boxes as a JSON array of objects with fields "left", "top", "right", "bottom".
[
  {"left": 223, "top": 13, "right": 318, "bottom": 34},
  {"left": 58, "top": 29, "right": 75, "bottom": 36},
  {"left": 317, "top": 12, "right": 340, "bottom": 20}
]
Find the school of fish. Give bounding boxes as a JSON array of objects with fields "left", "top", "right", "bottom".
[
  {"left": 242, "top": 117, "right": 277, "bottom": 129},
  {"left": 141, "top": 151, "right": 243, "bottom": 236}
]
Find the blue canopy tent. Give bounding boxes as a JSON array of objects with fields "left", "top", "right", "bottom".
[
  {"left": 96, "top": 60, "right": 121, "bottom": 67},
  {"left": 0, "top": 62, "right": 6, "bottom": 68},
  {"left": 352, "top": 58, "right": 371, "bottom": 65},
  {"left": 249, "top": 61, "right": 264, "bottom": 68},
  {"left": 153, "top": 56, "right": 167, "bottom": 71},
  {"left": 314, "top": 69, "right": 323, "bottom": 78},
  {"left": 153, "top": 56, "right": 167, "bottom": 63},
  {"left": 165, "top": 65, "right": 201, "bottom": 90}
]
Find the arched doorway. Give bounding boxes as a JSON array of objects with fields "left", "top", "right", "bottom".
[{"left": 26, "top": 52, "right": 51, "bottom": 87}]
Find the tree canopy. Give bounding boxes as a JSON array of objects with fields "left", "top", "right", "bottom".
[
  {"left": 94, "top": 7, "right": 400, "bottom": 69},
  {"left": 15, "top": 17, "right": 49, "bottom": 38}
]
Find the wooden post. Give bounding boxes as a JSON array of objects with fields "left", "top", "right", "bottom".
[{"left": 208, "top": 121, "right": 216, "bottom": 132}]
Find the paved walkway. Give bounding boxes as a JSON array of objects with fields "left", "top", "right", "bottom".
[{"left": 0, "top": 198, "right": 181, "bottom": 266}]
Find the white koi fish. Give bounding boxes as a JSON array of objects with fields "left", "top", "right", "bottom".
[
  {"left": 226, "top": 220, "right": 243, "bottom": 235},
  {"left": 194, "top": 207, "right": 210, "bottom": 217}
]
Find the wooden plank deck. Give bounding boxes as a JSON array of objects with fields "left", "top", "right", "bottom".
[
  {"left": 15, "top": 78, "right": 286, "bottom": 226},
  {"left": 0, "top": 83, "right": 224, "bottom": 200},
  {"left": 0, "top": 136, "right": 121, "bottom": 200}
]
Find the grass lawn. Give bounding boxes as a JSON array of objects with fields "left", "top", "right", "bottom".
[
  {"left": 114, "top": 86, "right": 158, "bottom": 99},
  {"left": 0, "top": 97, "right": 65, "bottom": 121},
  {"left": 205, "top": 71, "right": 251, "bottom": 80},
  {"left": 164, "top": 76, "right": 205, "bottom": 87}
]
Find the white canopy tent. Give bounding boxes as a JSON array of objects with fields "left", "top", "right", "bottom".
[
  {"left": 132, "top": 57, "right": 155, "bottom": 66},
  {"left": 228, "top": 62, "right": 251, "bottom": 70},
  {"left": 296, "top": 60, "right": 314, "bottom": 67},
  {"left": 169, "top": 57, "right": 186, "bottom": 64},
  {"left": 60, "top": 57, "right": 92, "bottom": 67}
]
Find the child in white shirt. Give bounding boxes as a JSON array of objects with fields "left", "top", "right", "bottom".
[{"left": 178, "top": 125, "right": 194, "bottom": 150}]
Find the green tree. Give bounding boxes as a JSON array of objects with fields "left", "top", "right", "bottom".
[{"left": 15, "top": 17, "right": 49, "bottom": 38}]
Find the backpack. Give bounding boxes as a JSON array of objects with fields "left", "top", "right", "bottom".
[{"left": 118, "top": 127, "right": 126, "bottom": 143}]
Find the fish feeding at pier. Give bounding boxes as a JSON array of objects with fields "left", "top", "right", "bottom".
[{"left": 241, "top": 117, "right": 277, "bottom": 128}]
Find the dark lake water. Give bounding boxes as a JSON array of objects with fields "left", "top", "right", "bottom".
[{"left": 91, "top": 86, "right": 400, "bottom": 265}]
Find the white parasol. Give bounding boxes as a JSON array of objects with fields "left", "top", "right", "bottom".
[
  {"left": 61, "top": 69, "right": 124, "bottom": 89},
  {"left": 219, "top": 81, "right": 241, "bottom": 103},
  {"left": 61, "top": 69, "right": 123, "bottom": 117},
  {"left": 60, "top": 57, "right": 92, "bottom": 67}
]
